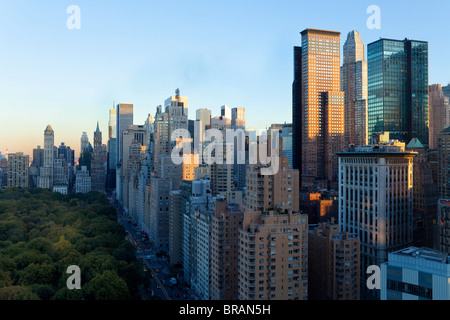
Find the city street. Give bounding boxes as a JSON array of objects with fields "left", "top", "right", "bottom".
[{"left": 110, "top": 198, "right": 195, "bottom": 300}]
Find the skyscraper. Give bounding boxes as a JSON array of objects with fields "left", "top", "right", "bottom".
[
  {"left": 80, "top": 132, "right": 90, "bottom": 154},
  {"left": 38, "top": 125, "right": 54, "bottom": 189},
  {"left": 91, "top": 122, "right": 105, "bottom": 193},
  {"left": 368, "top": 38, "right": 429, "bottom": 146},
  {"left": 341, "top": 30, "right": 368, "bottom": 147},
  {"left": 196, "top": 108, "right": 211, "bottom": 142},
  {"left": 231, "top": 107, "right": 245, "bottom": 130},
  {"left": 292, "top": 46, "right": 302, "bottom": 187},
  {"left": 116, "top": 103, "right": 134, "bottom": 167},
  {"left": 429, "top": 84, "right": 450, "bottom": 149},
  {"left": 165, "top": 88, "right": 188, "bottom": 117},
  {"left": 294, "top": 28, "right": 345, "bottom": 189},
  {"left": 115, "top": 103, "right": 134, "bottom": 203},
  {"left": 220, "top": 105, "right": 231, "bottom": 120}
]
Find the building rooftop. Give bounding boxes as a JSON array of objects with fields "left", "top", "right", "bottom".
[
  {"left": 406, "top": 138, "right": 424, "bottom": 149},
  {"left": 392, "top": 247, "right": 450, "bottom": 265}
]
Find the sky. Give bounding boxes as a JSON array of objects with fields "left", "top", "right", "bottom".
[{"left": 0, "top": 0, "right": 449, "bottom": 158}]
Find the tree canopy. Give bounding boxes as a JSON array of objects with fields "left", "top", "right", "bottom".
[{"left": 0, "top": 188, "right": 144, "bottom": 300}]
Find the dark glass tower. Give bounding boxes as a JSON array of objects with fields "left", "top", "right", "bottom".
[
  {"left": 292, "top": 46, "right": 302, "bottom": 188},
  {"left": 368, "top": 38, "right": 429, "bottom": 146}
]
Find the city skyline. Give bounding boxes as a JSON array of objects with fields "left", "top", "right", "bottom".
[{"left": 1, "top": 0, "right": 450, "bottom": 157}]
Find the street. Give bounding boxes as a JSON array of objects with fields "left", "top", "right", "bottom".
[{"left": 110, "top": 197, "right": 195, "bottom": 300}]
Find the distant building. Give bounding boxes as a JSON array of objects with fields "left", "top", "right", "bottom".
[
  {"left": 406, "top": 138, "right": 438, "bottom": 248},
  {"left": 38, "top": 125, "right": 54, "bottom": 189},
  {"left": 429, "top": 84, "right": 450, "bottom": 149},
  {"left": 53, "top": 184, "right": 68, "bottom": 195},
  {"left": 438, "top": 127, "right": 450, "bottom": 198},
  {"left": 75, "top": 166, "right": 91, "bottom": 193},
  {"left": 7, "top": 152, "right": 29, "bottom": 188},
  {"left": 437, "top": 199, "right": 450, "bottom": 253},
  {"left": 381, "top": 247, "right": 450, "bottom": 300},
  {"left": 91, "top": 122, "right": 106, "bottom": 193}
]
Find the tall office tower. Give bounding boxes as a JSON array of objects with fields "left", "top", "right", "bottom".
[
  {"left": 75, "top": 165, "right": 91, "bottom": 193},
  {"left": 406, "top": 138, "right": 438, "bottom": 248},
  {"left": 91, "top": 122, "right": 105, "bottom": 193},
  {"left": 220, "top": 105, "right": 231, "bottom": 120},
  {"left": 196, "top": 108, "right": 212, "bottom": 142},
  {"left": 381, "top": 246, "right": 450, "bottom": 300},
  {"left": 246, "top": 134, "right": 299, "bottom": 213},
  {"left": 294, "top": 28, "right": 345, "bottom": 189},
  {"left": 429, "top": 84, "right": 450, "bottom": 149},
  {"left": 337, "top": 142, "right": 416, "bottom": 298},
  {"left": 292, "top": 46, "right": 303, "bottom": 187},
  {"left": 165, "top": 88, "right": 188, "bottom": 117},
  {"left": 341, "top": 30, "right": 368, "bottom": 147},
  {"left": 116, "top": 102, "right": 134, "bottom": 174},
  {"left": 7, "top": 153, "right": 29, "bottom": 188},
  {"left": 80, "top": 132, "right": 89, "bottom": 154},
  {"left": 438, "top": 127, "right": 450, "bottom": 198},
  {"left": 210, "top": 201, "right": 243, "bottom": 300},
  {"left": 107, "top": 106, "right": 118, "bottom": 190},
  {"left": 238, "top": 210, "right": 309, "bottom": 300},
  {"left": 108, "top": 107, "right": 117, "bottom": 140},
  {"left": 153, "top": 100, "right": 188, "bottom": 175},
  {"left": 231, "top": 107, "right": 245, "bottom": 130},
  {"left": 38, "top": 125, "right": 54, "bottom": 189},
  {"left": 308, "top": 221, "right": 360, "bottom": 300},
  {"left": 368, "top": 38, "right": 429, "bottom": 147}
]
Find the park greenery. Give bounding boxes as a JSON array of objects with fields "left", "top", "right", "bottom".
[{"left": 0, "top": 187, "right": 145, "bottom": 300}]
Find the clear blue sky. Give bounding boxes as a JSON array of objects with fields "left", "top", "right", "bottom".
[{"left": 0, "top": 0, "right": 449, "bottom": 157}]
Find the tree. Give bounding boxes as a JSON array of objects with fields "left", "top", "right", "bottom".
[
  {"left": 86, "top": 270, "right": 130, "bottom": 300},
  {"left": 0, "top": 286, "right": 40, "bottom": 300}
]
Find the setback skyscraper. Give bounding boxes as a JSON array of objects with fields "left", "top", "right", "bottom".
[{"left": 341, "top": 30, "right": 368, "bottom": 147}]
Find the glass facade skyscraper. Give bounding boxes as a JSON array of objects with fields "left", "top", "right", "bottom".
[{"left": 368, "top": 39, "right": 429, "bottom": 146}]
